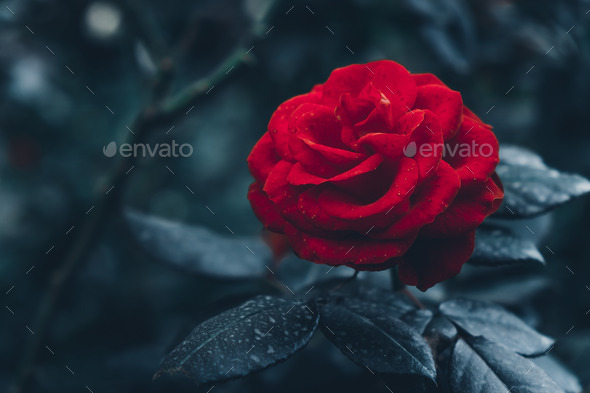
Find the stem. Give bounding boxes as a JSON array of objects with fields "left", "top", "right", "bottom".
[
  {"left": 390, "top": 266, "right": 405, "bottom": 291},
  {"left": 401, "top": 288, "right": 426, "bottom": 310},
  {"left": 328, "top": 270, "right": 360, "bottom": 292},
  {"left": 390, "top": 267, "right": 425, "bottom": 309}
]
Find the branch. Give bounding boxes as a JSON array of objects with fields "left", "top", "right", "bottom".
[
  {"left": 157, "top": 48, "right": 254, "bottom": 121},
  {"left": 12, "top": 1, "right": 281, "bottom": 391}
]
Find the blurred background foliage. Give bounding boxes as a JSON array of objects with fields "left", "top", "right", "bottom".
[{"left": 1, "top": 0, "right": 590, "bottom": 392}]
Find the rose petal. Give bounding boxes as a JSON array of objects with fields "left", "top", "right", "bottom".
[
  {"left": 248, "top": 182, "right": 287, "bottom": 233},
  {"left": 288, "top": 103, "right": 347, "bottom": 149},
  {"left": 421, "top": 172, "right": 503, "bottom": 237},
  {"left": 286, "top": 103, "right": 366, "bottom": 177},
  {"left": 412, "top": 73, "right": 445, "bottom": 87},
  {"left": 300, "top": 138, "right": 365, "bottom": 164},
  {"left": 268, "top": 92, "right": 322, "bottom": 159},
  {"left": 287, "top": 154, "right": 382, "bottom": 186},
  {"left": 283, "top": 222, "right": 417, "bottom": 267},
  {"left": 443, "top": 114, "right": 499, "bottom": 186},
  {"left": 353, "top": 82, "right": 395, "bottom": 134},
  {"left": 398, "top": 230, "right": 476, "bottom": 291},
  {"left": 297, "top": 186, "right": 409, "bottom": 233},
  {"left": 357, "top": 132, "right": 409, "bottom": 158},
  {"left": 406, "top": 110, "right": 443, "bottom": 180},
  {"left": 374, "top": 160, "right": 460, "bottom": 238},
  {"left": 463, "top": 105, "right": 487, "bottom": 123},
  {"left": 367, "top": 60, "right": 418, "bottom": 118},
  {"left": 413, "top": 84, "right": 463, "bottom": 140},
  {"left": 359, "top": 110, "right": 443, "bottom": 180},
  {"left": 323, "top": 60, "right": 417, "bottom": 121},
  {"left": 318, "top": 157, "right": 418, "bottom": 221},
  {"left": 263, "top": 160, "right": 328, "bottom": 236},
  {"left": 288, "top": 136, "right": 343, "bottom": 178},
  {"left": 247, "top": 133, "right": 280, "bottom": 184}
]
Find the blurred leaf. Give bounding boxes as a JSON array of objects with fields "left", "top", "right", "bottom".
[
  {"left": 276, "top": 254, "right": 353, "bottom": 293},
  {"left": 495, "top": 145, "right": 590, "bottom": 218},
  {"left": 331, "top": 281, "right": 417, "bottom": 318},
  {"left": 400, "top": 309, "right": 434, "bottom": 335},
  {"left": 440, "top": 298, "right": 553, "bottom": 356},
  {"left": 450, "top": 337, "right": 563, "bottom": 393},
  {"left": 446, "top": 269, "right": 552, "bottom": 305},
  {"left": 469, "top": 224, "right": 544, "bottom": 266},
  {"left": 499, "top": 146, "right": 548, "bottom": 169},
  {"left": 319, "top": 297, "right": 436, "bottom": 383},
  {"left": 155, "top": 296, "right": 318, "bottom": 386},
  {"left": 423, "top": 314, "right": 457, "bottom": 344},
  {"left": 533, "top": 356, "right": 582, "bottom": 393},
  {"left": 125, "top": 209, "right": 271, "bottom": 279}
]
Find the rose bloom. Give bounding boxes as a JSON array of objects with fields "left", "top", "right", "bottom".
[{"left": 247, "top": 60, "right": 503, "bottom": 290}]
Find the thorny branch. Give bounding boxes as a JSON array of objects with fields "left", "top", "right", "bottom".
[{"left": 12, "top": 1, "right": 281, "bottom": 391}]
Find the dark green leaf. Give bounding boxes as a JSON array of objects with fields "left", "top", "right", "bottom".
[
  {"left": 400, "top": 309, "right": 434, "bottom": 335},
  {"left": 276, "top": 254, "right": 353, "bottom": 293},
  {"left": 125, "top": 210, "right": 270, "bottom": 279},
  {"left": 499, "top": 145, "right": 548, "bottom": 169},
  {"left": 331, "top": 282, "right": 417, "bottom": 319},
  {"left": 533, "top": 356, "right": 582, "bottom": 393},
  {"left": 155, "top": 296, "right": 318, "bottom": 385},
  {"left": 320, "top": 298, "right": 436, "bottom": 382},
  {"left": 440, "top": 298, "right": 553, "bottom": 356},
  {"left": 469, "top": 224, "right": 544, "bottom": 266},
  {"left": 495, "top": 146, "right": 590, "bottom": 218},
  {"left": 451, "top": 337, "right": 563, "bottom": 393},
  {"left": 424, "top": 314, "right": 458, "bottom": 342}
]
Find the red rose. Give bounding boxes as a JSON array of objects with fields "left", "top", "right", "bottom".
[{"left": 247, "top": 60, "right": 503, "bottom": 290}]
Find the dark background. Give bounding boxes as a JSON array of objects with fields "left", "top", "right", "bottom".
[{"left": 1, "top": 0, "right": 590, "bottom": 392}]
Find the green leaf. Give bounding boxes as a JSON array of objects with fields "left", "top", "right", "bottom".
[
  {"left": 495, "top": 146, "right": 590, "bottom": 218},
  {"left": 469, "top": 224, "right": 544, "bottom": 266},
  {"left": 440, "top": 298, "right": 553, "bottom": 356},
  {"left": 320, "top": 297, "right": 436, "bottom": 383},
  {"left": 451, "top": 337, "right": 563, "bottom": 393},
  {"left": 155, "top": 296, "right": 318, "bottom": 385},
  {"left": 125, "top": 209, "right": 270, "bottom": 279}
]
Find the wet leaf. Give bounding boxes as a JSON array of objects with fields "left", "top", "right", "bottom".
[
  {"left": 330, "top": 281, "right": 417, "bottom": 319},
  {"left": 320, "top": 297, "right": 436, "bottom": 382},
  {"left": 125, "top": 209, "right": 270, "bottom": 279},
  {"left": 440, "top": 298, "right": 553, "bottom": 356},
  {"left": 495, "top": 146, "right": 590, "bottom": 218},
  {"left": 451, "top": 336, "right": 563, "bottom": 393},
  {"left": 533, "top": 356, "right": 582, "bottom": 393},
  {"left": 400, "top": 309, "right": 434, "bottom": 335},
  {"left": 469, "top": 224, "right": 544, "bottom": 266},
  {"left": 155, "top": 296, "right": 319, "bottom": 386}
]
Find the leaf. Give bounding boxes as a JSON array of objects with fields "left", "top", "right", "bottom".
[
  {"left": 400, "top": 309, "right": 434, "bottom": 335},
  {"left": 276, "top": 253, "right": 353, "bottom": 293},
  {"left": 495, "top": 145, "right": 590, "bottom": 218},
  {"left": 469, "top": 224, "right": 545, "bottom": 266},
  {"left": 424, "top": 314, "right": 458, "bottom": 343},
  {"left": 155, "top": 295, "right": 319, "bottom": 385},
  {"left": 533, "top": 356, "right": 582, "bottom": 393},
  {"left": 125, "top": 210, "right": 271, "bottom": 279},
  {"left": 320, "top": 298, "right": 436, "bottom": 382},
  {"left": 440, "top": 298, "right": 553, "bottom": 356},
  {"left": 499, "top": 145, "right": 548, "bottom": 169},
  {"left": 446, "top": 269, "right": 552, "bottom": 306},
  {"left": 450, "top": 336, "right": 564, "bottom": 393},
  {"left": 331, "top": 281, "right": 417, "bottom": 319}
]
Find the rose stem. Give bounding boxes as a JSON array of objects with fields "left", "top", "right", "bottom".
[{"left": 390, "top": 266, "right": 426, "bottom": 309}]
